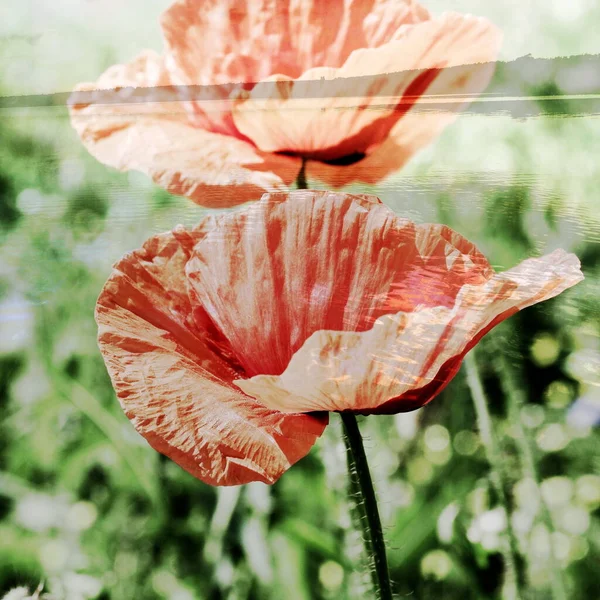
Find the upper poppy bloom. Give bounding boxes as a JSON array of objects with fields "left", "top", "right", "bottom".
[
  {"left": 70, "top": 0, "right": 502, "bottom": 207},
  {"left": 97, "top": 190, "right": 583, "bottom": 485}
]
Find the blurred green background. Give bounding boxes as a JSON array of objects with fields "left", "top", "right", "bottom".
[{"left": 1, "top": 1, "right": 599, "bottom": 598}]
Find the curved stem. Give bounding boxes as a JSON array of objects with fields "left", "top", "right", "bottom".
[
  {"left": 464, "top": 352, "right": 523, "bottom": 600},
  {"left": 340, "top": 412, "right": 393, "bottom": 600}
]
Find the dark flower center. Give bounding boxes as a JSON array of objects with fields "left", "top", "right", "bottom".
[{"left": 277, "top": 150, "right": 367, "bottom": 166}]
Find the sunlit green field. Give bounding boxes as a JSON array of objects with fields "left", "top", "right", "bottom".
[{"left": 1, "top": 1, "right": 599, "bottom": 599}]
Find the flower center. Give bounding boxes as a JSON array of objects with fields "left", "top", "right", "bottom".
[{"left": 277, "top": 150, "right": 367, "bottom": 166}]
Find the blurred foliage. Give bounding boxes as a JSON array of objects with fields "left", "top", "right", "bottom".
[{"left": 1, "top": 1, "right": 600, "bottom": 599}]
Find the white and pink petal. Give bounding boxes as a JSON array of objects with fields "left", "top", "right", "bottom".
[
  {"left": 233, "top": 12, "right": 501, "bottom": 161},
  {"left": 184, "top": 191, "right": 492, "bottom": 378},
  {"left": 236, "top": 250, "right": 583, "bottom": 414},
  {"left": 96, "top": 227, "right": 327, "bottom": 486},
  {"left": 69, "top": 52, "right": 301, "bottom": 208}
]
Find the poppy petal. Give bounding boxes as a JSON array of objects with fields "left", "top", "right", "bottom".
[
  {"left": 160, "top": 0, "right": 428, "bottom": 135},
  {"left": 185, "top": 191, "right": 496, "bottom": 378},
  {"left": 96, "top": 228, "right": 327, "bottom": 486},
  {"left": 306, "top": 12, "right": 502, "bottom": 185},
  {"left": 69, "top": 52, "right": 301, "bottom": 208},
  {"left": 161, "top": 0, "right": 429, "bottom": 84},
  {"left": 236, "top": 250, "right": 583, "bottom": 413},
  {"left": 232, "top": 12, "right": 501, "bottom": 161}
]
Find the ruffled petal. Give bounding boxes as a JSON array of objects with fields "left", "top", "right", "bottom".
[
  {"left": 160, "top": 0, "right": 429, "bottom": 135},
  {"left": 185, "top": 190, "right": 495, "bottom": 378},
  {"left": 69, "top": 52, "right": 301, "bottom": 208},
  {"left": 236, "top": 250, "right": 583, "bottom": 414},
  {"left": 384, "top": 223, "right": 493, "bottom": 312},
  {"left": 96, "top": 227, "right": 326, "bottom": 486},
  {"left": 233, "top": 12, "right": 501, "bottom": 161},
  {"left": 161, "top": 0, "right": 428, "bottom": 83}
]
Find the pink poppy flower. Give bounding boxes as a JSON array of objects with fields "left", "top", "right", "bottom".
[
  {"left": 70, "top": 0, "right": 502, "bottom": 207},
  {"left": 97, "top": 191, "right": 583, "bottom": 485}
]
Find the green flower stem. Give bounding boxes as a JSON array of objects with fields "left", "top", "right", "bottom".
[
  {"left": 293, "top": 163, "right": 391, "bottom": 595},
  {"left": 464, "top": 352, "right": 523, "bottom": 600},
  {"left": 340, "top": 412, "right": 393, "bottom": 600},
  {"left": 292, "top": 162, "right": 391, "bottom": 596},
  {"left": 296, "top": 159, "right": 308, "bottom": 189},
  {"left": 494, "top": 346, "right": 568, "bottom": 600}
]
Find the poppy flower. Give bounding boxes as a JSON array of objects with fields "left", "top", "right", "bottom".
[
  {"left": 97, "top": 190, "right": 583, "bottom": 485},
  {"left": 70, "top": 0, "right": 502, "bottom": 207}
]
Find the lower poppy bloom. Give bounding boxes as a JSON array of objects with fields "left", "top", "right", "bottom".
[{"left": 97, "top": 191, "right": 583, "bottom": 485}]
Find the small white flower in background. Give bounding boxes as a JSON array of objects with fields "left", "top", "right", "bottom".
[
  {"left": 61, "top": 573, "right": 103, "bottom": 600},
  {"left": 479, "top": 507, "right": 508, "bottom": 534},
  {"left": 2, "top": 588, "right": 32, "bottom": 600},
  {"left": 1, "top": 582, "right": 49, "bottom": 600},
  {"left": 437, "top": 502, "right": 460, "bottom": 544},
  {"left": 394, "top": 410, "right": 421, "bottom": 441},
  {"left": 15, "top": 189, "right": 67, "bottom": 218},
  {"left": 467, "top": 506, "right": 508, "bottom": 550},
  {"left": 58, "top": 159, "right": 85, "bottom": 191},
  {"left": 14, "top": 493, "right": 69, "bottom": 533},
  {"left": 16, "top": 188, "right": 44, "bottom": 216},
  {"left": 0, "top": 293, "right": 34, "bottom": 355},
  {"left": 39, "top": 574, "right": 102, "bottom": 600},
  {"left": 567, "top": 391, "right": 600, "bottom": 430}
]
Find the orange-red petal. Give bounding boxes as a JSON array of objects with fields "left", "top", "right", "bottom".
[
  {"left": 159, "top": 0, "right": 430, "bottom": 136},
  {"left": 233, "top": 12, "right": 501, "bottom": 161},
  {"left": 96, "top": 227, "right": 326, "bottom": 486},
  {"left": 185, "top": 190, "right": 496, "bottom": 378},
  {"left": 69, "top": 51, "right": 301, "bottom": 208},
  {"left": 236, "top": 250, "right": 583, "bottom": 413},
  {"left": 161, "top": 0, "right": 429, "bottom": 84}
]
